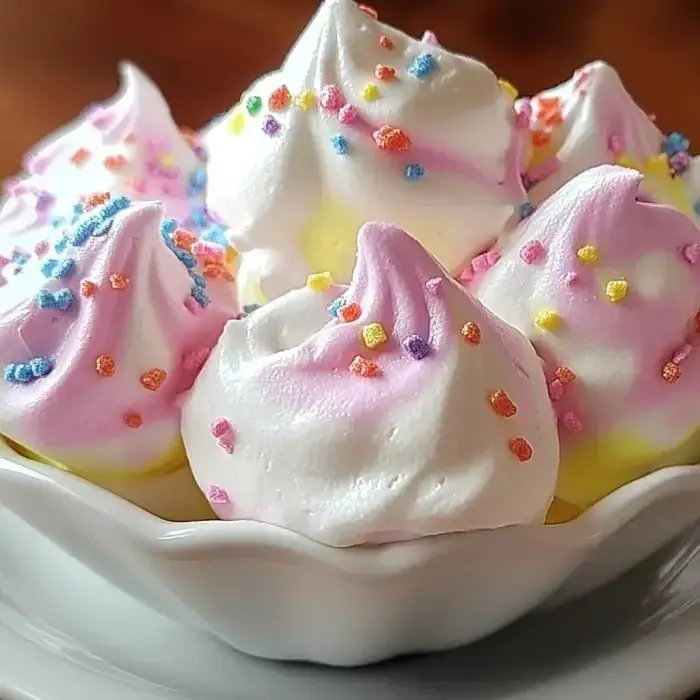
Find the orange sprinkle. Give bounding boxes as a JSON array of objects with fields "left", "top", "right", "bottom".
[
  {"left": 488, "top": 389, "right": 517, "bottom": 418},
  {"left": 140, "top": 368, "right": 167, "bottom": 392},
  {"left": 80, "top": 280, "right": 97, "bottom": 297},
  {"left": 349, "top": 355, "right": 379, "bottom": 377},
  {"left": 358, "top": 4, "right": 378, "bottom": 18},
  {"left": 109, "top": 273, "right": 129, "bottom": 290},
  {"left": 203, "top": 262, "right": 225, "bottom": 279},
  {"left": 103, "top": 155, "right": 127, "bottom": 171},
  {"left": 509, "top": 437, "right": 533, "bottom": 462},
  {"left": 531, "top": 130, "right": 551, "bottom": 148},
  {"left": 83, "top": 192, "right": 111, "bottom": 212},
  {"left": 695, "top": 310, "right": 700, "bottom": 333},
  {"left": 379, "top": 35, "right": 395, "bottom": 50},
  {"left": 172, "top": 228, "right": 197, "bottom": 251},
  {"left": 554, "top": 366, "right": 576, "bottom": 384},
  {"left": 662, "top": 361, "right": 681, "bottom": 384},
  {"left": 70, "top": 147, "right": 91, "bottom": 166},
  {"left": 536, "top": 96, "right": 561, "bottom": 112},
  {"left": 123, "top": 132, "right": 137, "bottom": 145},
  {"left": 95, "top": 354, "right": 116, "bottom": 377},
  {"left": 269, "top": 85, "right": 292, "bottom": 112},
  {"left": 123, "top": 412, "right": 143, "bottom": 429},
  {"left": 372, "top": 125, "right": 411, "bottom": 152},
  {"left": 338, "top": 302, "right": 361, "bottom": 323},
  {"left": 375, "top": 65, "right": 397, "bottom": 81},
  {"left": 460, "top": 321, "right": 482, "bottom": 346}
]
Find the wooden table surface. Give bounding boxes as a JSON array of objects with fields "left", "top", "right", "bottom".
[{"left": 0, "top": 0, "right": 698, "bottom": 695}]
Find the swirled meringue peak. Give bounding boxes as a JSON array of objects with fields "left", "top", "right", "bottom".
[
  {"left": 0, "top": 194, "right": 238, "bottom": 518},
  {"left": 182, "top": 222, "right": 558, "bottom": 547},
  {"left": 477, "top": 165, "right": 700, "bottom": 516},
  {"left": 0, "top": 63, "right": 228, "bottom": 258},
  {"left": 518, "top": 61, "right": 697, "bottom": 223},
  {"left": 204, "top": 0, "right": 527, "bottom": 310}
]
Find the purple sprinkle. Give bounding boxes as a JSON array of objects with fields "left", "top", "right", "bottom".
[
  {"left": 403, "top": 334, "right": 430, "bottom": 360},
  {"left": 262, "top": 115, "right": 281, "bottom": 136}
]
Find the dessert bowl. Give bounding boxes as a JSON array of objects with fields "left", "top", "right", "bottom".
[{"left": 2, "top": 439, "right": 700, "bottom": 666}]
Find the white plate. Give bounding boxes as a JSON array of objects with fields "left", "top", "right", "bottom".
[{"left": 1, "top": 506, "right": 700, "bottom": 700}]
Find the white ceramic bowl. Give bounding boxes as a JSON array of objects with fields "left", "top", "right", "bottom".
[{"left": 2, "top": 439, "right": 700, "bottom": 666}]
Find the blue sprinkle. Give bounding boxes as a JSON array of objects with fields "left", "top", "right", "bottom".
[
  {"left": 189, "top": 204, "right": 208, "bottom": 228},
  {"left": 41, "top": 260, "right": 58, "bottom": 278},
  {"left": 92, "top": 219, "right": 114, "bottom": 238},
  {"left": 54, "top": 237, "right": 69, "bottom": 253},
  {"left": 14, "top": 254, "right": 29, "bottom": 267},
  {"left": 52, "top": 258, "right": 76, "bottom": 280},
  {"left": 54, "top": 288, "right": 74, "bottom": 311},
  {"left": 519, "top": 202, "right": 536, "bottom": 220},
  {"left": 327, "top": 296, "right": 346, "bottom": 317},
  {"left": 99, "top": 195, "right": 131, "bottom": 220},
  {"left": 13, "top": 364, "right": 33, "bottom": 383},
  {"left": 190, "top": 272, "right": 206, "bottom": 289},
  {"left": 160, "top": 218, "right": 178, "bottom": 236},
  {"left": 404, "top": 163, "right": 425, "bottom": 181},
  {"left": 72, "top": 203, "right": 84, "bottom": 218},
  {"left": 694, "top": 200, "right": 700, "bottom": 217},
  {"left": 191, "top": 284, "right": 211, "bottom": 308},
  {"left": 243, "top": 304, "right": 261, "bottom": 315},
  {"left": 330, "top": 135, "right": 350, "bottom": 155},
  {"left": 3, "top": 364, "right": 17, "bottom": 382},
  {"left": 203, "top": 224, "right": 229, "bottom": 247},
  {"left": 408, "top": 53, "right": 438, "bottom": 79},
  {"left": 51, "top": 216, "right": 67, "bottom": 229},
  {"left": 177, "top": 250, "right": 198, "bottom": 270},
  {"left": 37, "top": 289, "right": 57, "bottom": 309},
  {"left": 188, "top": 167, "right": 207, "bottom": 196},
  {"left": 70, "top": 216, "right": 100, "bottom": 246},
  {"left": 29, "top": 356, "right": 53, "bottom": 378},
  {"left": 661, "top": 131, "right": 690, "bottom": 157}
]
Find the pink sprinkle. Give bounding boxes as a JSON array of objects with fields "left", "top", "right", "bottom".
[
  {"left": 565, "top": 271, "right": 579, "bottom": 286},
  {"left": 130, "top": 178, "right": 147, "bottom": 194},
  {"left": 670, "top": 152, "right": 690, "bottom": 172},
  {"left": 458, "top": 266, "right": 474, "bottom": 283},
  {"left": 184, "top": 298, "right": 200, "bottom": 314},
  {"left": 0, "top": 255, "right": 10, "bottom": 267},
  {"left": 23, "top": 154, "right": 49, "bottom": 175},
  {"left": 608, "top": 134, "right": 626, "bottom": 156},
  {"left": 182, "top": 347, "right": 211, "bottom": 371},
  {"left": 146, "top": 138, "right": 165, "bottom": 155},
  {"left": 217, "top": 435, "right": 235, "bottom": 454},
  {"left": 470, "top": 252, "right": 493, "bottom": 274},
  {"left": 486, "top": 248, "right": 501, "bottom": 266},
  {"left": 561, "top": 411, "right": 584, "bottom": 434},
  {"left": 193, "top": 240, "right": 225, "bottom": 260},
  {"left": 515, "top": 99, "right": 532, "bottom": 129},
  {"left": 211, "top": 418, "right": 231, "bottom": 438},
  {"left": 338, "top": 104, "right": 359, "bottom": 124},
  {"left": 425, "top": 277, "right": 444, "bottom": 295},
  {"left": 86, "top": 106, "right": 114, "bottom": 129},
  {"left": 319, "top": 84, "right": 344, "bottom": 111},
  {"left": 548, "top": 379, "right": 565, "bottom": 402},
  {"left": 672, "top": 343, "right": 694, "bottom": 365},
  {"left": 683, "top": 243, "right": 700, "bottom": 265},
  {"left": 0, "top": 275, "right": 6, "bottom": 287},
  {"left": 519, "top": 240, "right": 546, "bottom": 264},
  {"left": 573, "top": 68, "right": 591, "bottom": 90},
  {"left": 421, "top": 30, "right": 440, "bottom": 46},
  {"left": 207, "top": 485, "right": 231, "bottom": 505},
  {"left": 34, "top": 240, "right": 49, "bottom": 258}
]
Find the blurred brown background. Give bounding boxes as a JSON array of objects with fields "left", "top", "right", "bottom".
[{"left": 0, "top": 0, "right": 699, "bottom": 179}]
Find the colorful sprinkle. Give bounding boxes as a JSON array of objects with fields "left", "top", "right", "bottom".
[
  {"left": 182, "top": 347, "right": 211, "bottom": 372},
  {"left": 404, "top": 163, "right": 425, "bottom": 181},
  {"left": 534, "top": 309, "right": 562, "bottom": 332},
  {"left": 83, "top": 192, "right": 111, "bottom": 212},
  {"left": 379, "top": 35, "right": 395, "bottom": 50},
  {"left": 362, "top": 322, "right": 389, "bottom": 350},
  {"left": 561, "top": 411, "right": 584, "bottom": 434},
  {"left": 36, "top": 288, "right": 74, "bottom": 312},
  {"left": 461, "top": 321, "right": 482, "bottom": 345},
  {"left": 372, "top": 125, "right": 411, "bottom": 152},
  {"left": 319, "top": 84, "right": 344, "bottom": 111},
  {"left": 349, "top": 355, "right": 379, "bottom": 377},
  {"left": 103, "top": 155, "right": 127, "bottom": 171},
  {"left": 211, "top": 418, "right": 231, "bottom": 438},
  {"left": 402, "top": 334, "right": 430, "bottom": 360},
  {"left": 576, "top": 245, "right": 599, "bottom": 264},
  {"left": 548, "top": 379, "right": 565, "bottom": 402},
  {"left": 509, "top": 437, "right": 533, "bottom": 462},
  {"left": 95, "top": 354, "right": 116, "bottom": 377},
  {"left": 327, "top": 296, "right": 346, "bottom": 317},
  {"left": 555, "top": 366, "right": 576, "bottom": 383},
  {"left": 519, "top": 202, "right": 536, "bottom": 220},
  {"left": 425, "top": 277, "right": 444, "bottom": 295},
  {"left": 306, "top": 271, "right": 334, "bottom": 291},
  {"left": 672, "top": 343, "right": 693, "bottom": 365},
  {"left": 338, "top": 104, "right": 359, "bottom": 124},
  {"left": 661, "top": 132, "right": 690, "bottom": 157},
  {"left": 565, "top": 271, "right": 579, "bottom": 286},
  {"left": 246, "top": 96, "right": 262, "bottom": 115},
  {"left": 269, "top": 85, "right": 291, "bottom": 112},
  {"left": 80, "top": 280, "right": 97, "bottom": 297},
  {"left": 670, "top": 151, "right": 690, "bottom": 175},
  {"left": 607, "top": 134, "right": 626, "bottom": 156},
  {"left": 70, "top": 148, "right": 91, "bottom": 166},
  {"left": 531, "top": 130, "right": 550, "bottom": 148},
  {"left": 330, "top": 135, "right": 350, "bottom": 155},
  {"left": 362, "top": 83, "right": 380, "bottom": 102},
  {"left": 375, "top": 65, "right": 397, "bottom": 81},
  {"left": 683, "top": 243, "right": 700, "bottom": 265},
  {"left": 358, "top": 3, "right": 378, "bottom": 18},
  {"left": 662, "top": 361, "right": 681, "bottom": 384},
  {"left": 109, "top": 273, "right": 129, "bottom": 291},
  {"left": 338, "top": 302, "right": 361, "bottom": 323},
  {"left": 408, "top": 52, "right": 438, "bottom": 79},
  {"left": 470, "top": 252, "right": 493, "bottom": 274},
  {"left": 605, "top": 279, "right": 629, "bottom": 302},
  {"left": 140, "top": 368, "right": 167, "bottom": 392},
  {"left": 488, "top": 389, "right": 517, "bottom": 418},
  {"left": 498, "top": 79, "right": 518, "bottom": 101},
  {"left": 519, "top": 240, "right": 546, "bottom": 264},
  {"left": 227, "top": 110, "right": 245, "bottom": 135},
  {"left": 295, "top": 89, "right": 316, "bottom": 111},
  {"left": 262, "top": 115, "right": 281, "bottom": 137},
  {"left": 207, "top": 485, "right": 231, "bottom": 505},
  {"left": 41, "top": 258, "right": 76, "bottom": 280},
  {"left": 123, "top": 412, "right": 143, "bottom": 429}
]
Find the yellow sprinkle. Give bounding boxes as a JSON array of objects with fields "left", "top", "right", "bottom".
[
  {"left": 576, "top": 245, "right": 599, "bottom": 264},
  {"left": 362, "top": 83, "right": 380, "bottom": 102},
  {"left": 498, "top": 79, "right": 518, "bottom": 101},
  {"left": 534, "top": 309, "right": 562, "bottom": 332},
  {"left": 159, "top": 154, "right": 175, "bottom": 167},
  {"left": 362, "top": 322, "right": 389, "bottom": 349},
  {"left": 295, "top": 89, "right": 317, "bottom": 111},
  {"left": 613, "top": 153, "right": 641, "bottom": 171},
  {"left": 306, "top": 271, "right": 334, "bottom": 292},
  {"left": 227, "top": 110, "right": 246, "bottom": 135},
  {"left": 643, "top": 154, "right": 671, "bottom": 178},
  {"left": 605, "top": 279, "right": 629, "bottom": 302},
  {"left": 225, "top": 247, "right": 238, "bottom": 266}
]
